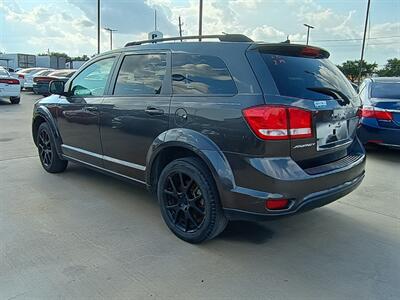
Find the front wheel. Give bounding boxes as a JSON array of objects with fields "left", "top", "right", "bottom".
[
  {"left": 157, "top": 157, "right": 228, "bottom": 243},
  {"left": 37, "top": 122, "right": 68, "bottom": 173}
]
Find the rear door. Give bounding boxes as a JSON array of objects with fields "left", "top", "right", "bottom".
[
  {"left": 100, "top": 51, "right": 171, "bottom": 180},
  {"left": 252, "top": 46, "right": 361, "bottom": 164}
]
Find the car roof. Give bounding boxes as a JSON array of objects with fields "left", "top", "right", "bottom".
[{"left": 370, "top": 77, "right": 400, "bottom": 83}]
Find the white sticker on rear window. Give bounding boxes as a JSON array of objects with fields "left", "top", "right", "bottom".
[{"left": 314, "top": 100, "right": 327, "bottom": 108}]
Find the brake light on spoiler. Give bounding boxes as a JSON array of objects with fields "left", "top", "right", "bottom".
[
  {"left": 243, "top": 105, "right": 313, "bottom": 140},
  {"left": 359, "top": 106, "right": 393, "bottom": 121}
]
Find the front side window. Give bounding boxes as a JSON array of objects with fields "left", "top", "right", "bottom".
[
  {"left": 172, "top": 54, "right": 237, "bottom": 95},
  {"left": 70, "top": 57, "right": 115, "bottom": 97},
  {"left": 114, "top": 54, "right": 167, "bottom": 96}
]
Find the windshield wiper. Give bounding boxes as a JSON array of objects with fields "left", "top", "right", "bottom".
[{"left": 307, "top": 87, "right": 350, "bottom": 105}]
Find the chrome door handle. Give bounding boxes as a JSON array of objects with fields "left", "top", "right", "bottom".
[{"left": 145, "top": 107, "right": 164, "bottom": 115}]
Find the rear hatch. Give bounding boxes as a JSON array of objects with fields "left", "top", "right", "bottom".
[{"left": 249, "top": 44, "right": 361, "bottom": 168}]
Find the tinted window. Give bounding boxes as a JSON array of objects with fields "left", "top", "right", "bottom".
[
  {"left": 172, "top": 54, "right": 237, "bottom": 95},
  {"left": 371, "top": 83, "right": 400, "bottom": 99},
  {"left": 50, "top": 70, "right": 75, "bottom": 77},
  {"left": 114, "top": 54, "right": 166, "bottom": 96},
  {"left": 70, "top": 57, "right": 115, "bottom": 97},
  {"left": 261, "top": 53, "right": 358, "bottom": 104}
]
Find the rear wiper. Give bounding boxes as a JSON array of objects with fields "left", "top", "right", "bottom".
[{"left": 307, "top": 87, "right": 350, "bottom": 105}]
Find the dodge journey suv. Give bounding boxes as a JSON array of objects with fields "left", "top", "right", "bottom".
[{"left": 32, "top": 34, "right": 366, "bottom": 243}]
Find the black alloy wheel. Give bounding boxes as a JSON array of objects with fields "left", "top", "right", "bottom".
[
  {"left": 158, "top": 157, "right": 228, "bottom": 243},
  {"left": 38, "top": 129, "right": 53, "bottom": 168},
  {"left": 163, "top": 171, "right": 206, "bottom": 233},
  {"left": 37, "top": 122, "right": 68, "bottom": 173}
]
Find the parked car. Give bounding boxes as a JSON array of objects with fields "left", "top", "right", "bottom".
[
  {"left": 16, "top": 67, "right": 48, "bottom": 90},
  {"left": 32, "top": 34, "right": 365, "bottom": 243},
  {"left": 33, "top": 69, "right": 75, "bottom": 96},
  {"left": 358, "top": 77, "right": 400, "bottom": 148},
  {"left": 0, "top": 67, "right": 21, "bottom": 104}
]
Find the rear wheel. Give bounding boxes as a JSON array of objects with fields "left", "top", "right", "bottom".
[
  {"left": 37, "top": 122, "right": 68, "bottom": 173},
  {"left": 157, "top": 157, "right": 228, "bottom": 243},
  {"left": 10, "top": 97, "right": 20, "bottom": 104}
]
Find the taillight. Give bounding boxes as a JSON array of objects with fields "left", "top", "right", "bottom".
[
  {"left": 360, "top": 106, "right": 393, "bottom": 121},
  {"left": 0, "top": 78, "right": 20, "bottom": 85},
  {"left": 301, "top": 47, "right": 321, "bottom": 57},
  {"left": 243, "top": 105, "right": 313, "bottom": 140},
  {"left": 265, "top": 199, "right": 289, "bottom": 210},
  {"left": 18, "top": 74, "right": 24, "bottom": 79}
]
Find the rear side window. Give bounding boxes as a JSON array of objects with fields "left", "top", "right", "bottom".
[
  {"left": 114, "top": 54, "right": 167, "bottom": 96},
  {"left": 371, "top": 83, "right": 400, "bottom": 99},
  {"left": 172, "top": 54, "right": 237, "bottom": 95},
  {"left": 261, "top": 53, "right": 358, "bottom": 103}
]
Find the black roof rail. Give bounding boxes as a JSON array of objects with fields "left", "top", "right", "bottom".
[{"left": 124, "top": 34, "right": 253, "bottom": 47}]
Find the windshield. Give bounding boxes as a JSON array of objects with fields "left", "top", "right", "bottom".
[
  {"left": 371, "top": 82, "right": 400, "bottom": 99},
  {"left": 261, "top": 53, "right": 359, "bottom": 104}
]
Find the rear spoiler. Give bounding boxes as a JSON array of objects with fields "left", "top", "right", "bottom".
[{"left": 249, "top": 43, "right": 330, "bottom": 59}]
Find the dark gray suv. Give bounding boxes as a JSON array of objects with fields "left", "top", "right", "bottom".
[{"left": 32, "top": 34, "right": 365, "bottom": 243}]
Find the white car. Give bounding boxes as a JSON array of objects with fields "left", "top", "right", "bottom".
[
  {"left": 0, "top": 67, "right": 21, "bottom": 104},
  {"left": 16, "top": 68, "right": 47, "bottom": 89}
]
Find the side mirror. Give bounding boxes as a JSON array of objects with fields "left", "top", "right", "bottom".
[{"left": 49, "top": 80, "right": 66, "bottom": 95}]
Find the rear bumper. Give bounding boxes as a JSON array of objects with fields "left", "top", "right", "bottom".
[
  {"left": 224, "top": 172, "right": 364, "bottom": 221},
  {"left": 358, "top": 119, "right": 400, "bottom": 147},
  {"left": 33, "top": 83, "right": 50, "bottom": 95},
  {"left": 220, "top": 139, "right": 366, "bottom": 221},
  {"left": 0, "top": 86, "right": 20, "bottom": 97}
]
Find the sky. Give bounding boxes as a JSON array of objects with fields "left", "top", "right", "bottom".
[{"left": 0, "top": 0, "right": 399, "bottom": 66}]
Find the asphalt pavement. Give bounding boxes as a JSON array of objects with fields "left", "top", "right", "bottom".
[{"left": 0, "top": 92, "right": 399, "bottom": 299}]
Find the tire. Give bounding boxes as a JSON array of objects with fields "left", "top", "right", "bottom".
[
  {"left": 157, "top": 157, "right": 228, "bottom": 243},
  {"left": 10, "top": 97, "right": 20, "bottom": 104},
  {"left": 37, "top": 122, "right": 68, "bottom": 173}
]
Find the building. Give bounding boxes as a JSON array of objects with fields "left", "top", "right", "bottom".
[
  {"left": 0, "top": 53, "right": 36, "bottom": 69},
  {"left": 36, "top": 55, "right": 67, "bottom": 69}
]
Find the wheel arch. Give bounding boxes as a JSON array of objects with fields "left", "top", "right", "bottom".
[
  {"left": 146, "top": 129, "right": 236, "bottom": 204},
  {"left": 32, "top": 105, "right": 63, "bottom": 157}
]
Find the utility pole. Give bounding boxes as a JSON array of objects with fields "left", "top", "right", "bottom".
[
  {"left": 358, "top": 0, "right": 371, "bottom": 85},
  {"left": 178, "top": 16, "right": 183, "bottom": 41},
  {"left": 199, "top": 0, "right": 203, "bottom": 41},
  {"left": 97, "top": 0, "right": 100, "bottom": 54},
  {"left": 304, "top": 24, "right": 314, "bottom": 45},
  {"left": 104, "top": 27, "right": 117, "bottom": 50}
]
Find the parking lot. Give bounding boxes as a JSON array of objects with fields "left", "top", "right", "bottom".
[{"left": 0, "top": 92, "right": 399, "bottom": 299}]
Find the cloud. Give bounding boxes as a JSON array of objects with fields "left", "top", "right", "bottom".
[{"left": 67, "top": 0, "right": 176, "bottom": 35}]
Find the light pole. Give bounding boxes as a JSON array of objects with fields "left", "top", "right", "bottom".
[
  {"left": 104, "top": 27, "right": 117, "bottom": 50},
  {"left": 358, "top": 0, "right": 371, "bottom": 85},
  {"left": 304, "top": 23, "right": 314, "bottom": 45},
  {"left": 97, "top": 0, "right": 100, "bottom": 54},
  {"left": 199, "top": 0, "right": 203, "bottom": 41}
]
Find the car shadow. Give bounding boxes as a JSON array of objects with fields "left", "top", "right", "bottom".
[
  {"left": 219, "top": 221, "right": 274, "bottom": 244},
  {"left": 0, "top": 98, "right": 12, "bottom": 105},
  {"left": 365, "top": 144, "right": 400, "bottom": 163}
]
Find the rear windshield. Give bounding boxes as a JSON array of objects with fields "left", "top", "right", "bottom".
[
  {"left": 261, "top": 53, "right": 358, "bottom": 103},
  {"left": 49, "top": 71, "right": 75, "bottom": 77},
  {"left": 371, "top": 82, "right": 400, "bottom": 99}
]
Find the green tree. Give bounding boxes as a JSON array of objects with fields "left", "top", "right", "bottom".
[
  {"left": 378, "top": 58, "right": 400, "bottom": 77},
  {"left": 337, "top": 60, "right": 378, "bottom": 82},
  {"left": 38, "top": 52, "right": 71, "bottom": 61},
  {"left": 71, "top": 55, "right": 90, "bottom": 61}
]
